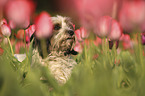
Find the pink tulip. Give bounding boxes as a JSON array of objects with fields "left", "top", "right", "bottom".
[
  {"left": 75, "top": 29, "right": 83, "bottom": 42},
  {"left": 108, "top": 19, "right": 122, "bottom": 41},
  {"left": 0, "top": 18, "right": 7, "bottom": 26},
  {"left": 0, "top": 0, "right": 8, "bottom": 7},
  {"left": 80, "top": 27, "right": 88, "bottom": 39},
  {"left": 0, "top": 23, "right": 11, "bottom": 37},
  {"left": 15, "top": 41, "right": 25, "bottom": 54},
  {"left": 94, "top": 36, "right": 102, "bottom": 46},
  {"left": 75, "top": 27, "right": 88, "bottom": 42},
  {"left": 34, "top": 11, "right": 53, "bottom": 39},
  {"left": 94, "top": 16, "right": 112, "bottom": 38},
  {"left": 26, "top": 24, "right": 35, "bottom": 38},
  {"left": 74, "top": 0, "right": 114, "bottom": 29},
  {"left": 119, "top": 1, "right": 145, "bottom": 32},
  {"left": 16, "top": 25, "right": 35, "bottom": 43},
  {"left": 5, "top": 0, "right": 35, "bottom": 28},
  {"left": 120, "top": 34, "right": 133, "bottom": 49},
  {"left": 74, "top": 40, "right": 83, "bottom": 53},
  {"left": 8, "top": 20, "right": 16, "bottom": 29}
]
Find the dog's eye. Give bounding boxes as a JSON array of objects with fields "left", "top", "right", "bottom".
[{"left": 54, "top": 24, "right": 61, "bottom": 30}]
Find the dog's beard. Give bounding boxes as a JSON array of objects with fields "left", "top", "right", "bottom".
[{"left": 50, "top": 32, "right": 75, "bottom": 53}]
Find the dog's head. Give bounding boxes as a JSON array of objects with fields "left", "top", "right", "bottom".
[
  {"left": 32, "top": 15, "right": 78, "bottom": 58},
  {"left": 50, "top": 16, "right": 75, "bottom": 53}
]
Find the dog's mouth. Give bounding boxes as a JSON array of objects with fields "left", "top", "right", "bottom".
[{"left": 66, "top": 36, "right": 75, "bottom": 40}]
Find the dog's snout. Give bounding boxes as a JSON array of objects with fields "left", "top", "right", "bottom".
[{"left": 68, "top": 30, "right": 74, "bottom": 36}]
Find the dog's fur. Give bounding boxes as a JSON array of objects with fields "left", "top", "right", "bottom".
[{"left": 31, "top": 15, "right": 77, "bottom": 84}]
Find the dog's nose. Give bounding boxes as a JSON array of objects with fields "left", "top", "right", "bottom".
[{"left": 68, "top": 30, "right": 74, "bottom": 36}]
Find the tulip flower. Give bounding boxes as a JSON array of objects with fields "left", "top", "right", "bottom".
[
  {"left": 94, "top": 16, "right": 112, "bottom": 38},
  {"left": 0, "top": 23, "right": 11, "bottom": 37},
  {"left": 75, "top": 29, "right": 83, "bottom": 42},
  {"left": 5, "top": 0, "right": 35, "bottom": 28},
  {"left": 0, "top": 47, "right": 4, "bottom": 55},
  {"left": 74, "top": 40, "right": 83, "bottom": 53},
  {"left": 0, "top": 18, "right": 7, "bottom": 26},
  {"left": 0, "top": 0, "right": 8, "bottom": 7},
  {"left": 108, "top": 19, "right": 122, "bottom": 41},
  {"left": 119, "top": 1, "right": 145, "bottom": 32},
  {"left": 75, "top": 27, "right": 88, "bottom": 42},
  {"left": 142, "top": 35, "right": 145, "bottom": 45},
  {"left": 120, "top": 34, "right": 133, "bottom": 49},
  {"left": 15, "top": 25, "right": 35, "bottom": 43},
  {"left": 80, "top": 27, "right": 88, "bottom": 39},
  {"left": 8, "top": 20, "right": 16, "bottom": 29},
  {"left": 34, "top": 11, "right": 53, "bottom": 39},
  {"left": 15, "top": 29, "right": 24, "bottom": 40},
  {"left": 94, "top": 36, "right": 102, "bottom": 46},
  {"left": 74, "top": 0, "right": 114, "bottom": 29},
  {"left": 26, "top": 24, "right": 35, "bottom": 38}
]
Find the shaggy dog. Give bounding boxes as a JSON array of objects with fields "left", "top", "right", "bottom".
[{"left": 31, "top": 16, "right": 78, "bottom": 85}]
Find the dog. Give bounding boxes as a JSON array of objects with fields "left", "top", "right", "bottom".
[{"left": 31, "top": 15, "right": 78, "bottom": 85}]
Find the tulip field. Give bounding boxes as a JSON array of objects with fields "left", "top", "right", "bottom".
[{"left": 0, "top": 0, "right": 145, "bottom": 96}]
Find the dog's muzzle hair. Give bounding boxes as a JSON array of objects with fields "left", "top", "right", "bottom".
[{"left": 31, "top": 15, "right": 78, "bottom": 84}]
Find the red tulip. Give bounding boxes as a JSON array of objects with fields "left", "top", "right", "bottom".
[
  {"left": 94, "top": 16, "right": 112, "bottom": 38},
  {"left": 108, "top": 19, "right": 122, "bottom": 41},
  {"left": 15, "top": 29, "right": 24, "bottom": 40},
  {"left": 119, "top": 1, "right": 145, "bottom": 31},
  {"left": 0, "top": 23, "right": 11, "bottom": 37},
  {"left": 15, "top": 25, "right": 35, "bottom": 43},
  {"left": 34, "top": 11, "right": 53, "bottom": 39},
  {"left": 5, "top": 0, "right": 35, "bottom": 28},
  {"left": 26, "top": 24, "right": 35, "bottom": 38},
  {"left": 0, "top": 47, "right": 4, "bottom": 55}
]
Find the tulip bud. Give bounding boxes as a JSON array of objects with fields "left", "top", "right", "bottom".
[
  {"left": 35, "top": 11, "right": 53, "bottom": 39},
  {"left": 15, "top": 29, "right": 24, "bottom": 40},
  {"left": 0, "top": 24, "right": 11, "bottom": 37},
  {"left": 0, "top": 18, "right": 7, "bottom": 26},
  {"left": 95, "top": 16, "right": 112, "bottom": 38},
  {"left": 74, "top": 40, "right": 83, "bottom": 53},
  {"left": 75, "top": 29, "right": 83, "bottom": 42},
  {"left": 80, "top": 27, "right": 88, "bottom": 39},
  {"left": 108, "top": 20, "right": 122, "bottom": 41}
]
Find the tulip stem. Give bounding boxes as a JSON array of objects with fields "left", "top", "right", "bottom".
[
  {"left": 7, "top": 37, "right": 14, "bottom": 56},
  {"left": 24, "top": 30, "right": 29, "bottom": 63},
  {"left": 102, "top": 38, "right": 108, "bottom": 68},
  {"left": 137, "top": 33, "right": 144, "bottom": 76},
  {"left": 112, "top": 0, "right": 118, "bottom": 19}
]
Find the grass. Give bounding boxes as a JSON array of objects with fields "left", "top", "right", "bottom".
[{"left": 0, "top": 35, "right": 145, "bottom": 96}]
